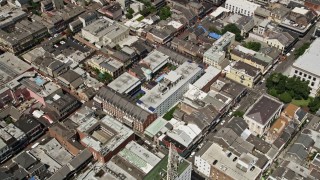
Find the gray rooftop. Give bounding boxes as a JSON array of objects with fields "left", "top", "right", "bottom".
[{"left": 244, "top": 94, "right": 283, "bottom": 125}]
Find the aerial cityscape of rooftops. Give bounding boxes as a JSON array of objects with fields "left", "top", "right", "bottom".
[{"left": 0, "top": 0, "right": 320, "bottom": 179}]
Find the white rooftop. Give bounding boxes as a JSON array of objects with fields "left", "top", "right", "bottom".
[
  {"left": 199, "top": 142, "right": 262, "bottom": 180},
  {"left": 137, "top": 62, "right": 202, "bottom": 114},
  {"left": 225, "top": 0, "right": 260, "bottom": 12},
  {"left": 140, "top": 50, "right": 169, "bottom": 73},
  {"left": 292, "top": 7, "right": 309, "bottom": 15},
  {"left": 292, "top": 38, "right": 320, "bottom": 77},
  {"left": 108, "top": 72, "right": 141, "bottom": 94},
  {"left": 193, "top": 66, "right": 221, "bottom": 89},
  {"left": 210, "top": 7, "right": 230, "bottom": 18},
  {"left": 167, "top": 20, "right": 183, "bottom": 29}
]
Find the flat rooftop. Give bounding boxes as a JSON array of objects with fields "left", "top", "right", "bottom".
[
  {"left": 199, "top": 142, "right": 261, "bottom": 180},
  {"left": 0, "top": 53, "right": 32, "bottom": 85},
  {"left": 0, "top": 6, "right": 27, "bottom": 28},
  {"left": 193, "top": 66, "right": 221, "bottom": 90},
  {"left": 107, "top": 72, "right": 141, "bottom": 94},
  {"left": 137, "top": 62, "right": 202, "bottom": 114},
  {"left": 118, "top": 141, "right": 161, "bottom": 174},
  {"left": 140, "top": 50, "right": 169, "bottom": 73},
  {"left": 292, "top": 38, "right": 320, "bottom": 77},
  {"left": 144, "top": 155, "right": 191, "bottom": 180}
]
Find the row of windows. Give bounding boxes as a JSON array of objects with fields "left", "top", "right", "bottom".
[
  {"left": 294, "top": 70, "right": 317, "bottom": 81},
  {"left": 225, "top": 4, "right": 253, "bottom": 16}
]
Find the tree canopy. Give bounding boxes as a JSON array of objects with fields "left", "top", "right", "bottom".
[
  {"left": 159, "top": 6, "right": 171, "bottom": 20},
  {"left": 294, "top": 43, "right": 310, "bottom": 58},
  {"left": 221, "top": 24, "right": 243, "bottom": 42},
  {"left": 266, "top": 73, "right": 311, "bottom": 102},
  {"left": 243, "top": 41, "right": 261, "bottom": 52}
]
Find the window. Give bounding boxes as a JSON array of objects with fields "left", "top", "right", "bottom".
[
  {"left": 304, "top": 74, "right": 307, "bottom": 77},
  {"left": 311, "top": 82, "right": 315, "bottom": 86},
  {"left": 295, "top": 70, "right": 298, "bottom": 74},
  {"left": 313, "top": 77, "right": 316, "bottom": 81},
  {"left": 299, "top": 72, "right": 302, "bottom": 75},
  {"left": 308, "top": 75, "right": 311, "bottom": 79}
]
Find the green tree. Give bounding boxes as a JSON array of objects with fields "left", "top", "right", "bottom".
[
  {"left": 221, "top": 24, "right": 243, "bottom": 42},
  {"left": 126, "top": 13, "right": 133, "bottom": 19},
  {"left": 308, "top": 97, "right": 320, "bottom": 113},
  {"left": 127, "top": 8, "right": 134, "bottom": 14},
  {"left": 232, "top": 111, "right": 244, "bottom": 118},
  {"left": 279, "top": 92, "right": 292, "bottom": 103},
  {"left": 159, "top": 6, "right": 171, "bottom": 20},
  {"left": 268, "top": 88, "right": 278, "bottom": 97},
  {"left": 294, "top": 43, "right": 310, "bottom": 58},
  {"left": 243, "top": 41, "right": 261, "bottom": 51}
]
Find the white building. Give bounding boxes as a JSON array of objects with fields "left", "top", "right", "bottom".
[
  {"left": 81, "top": 18, "right": 129, "bottom": 48},
  {"left": 290, "top": 38, "right": 320, "bottom": 97},
  {"left": 107, "top": 72, "right": 141, "bottom": 95},
  {"left": 203, "top": 32, "right": 235, "bottom": 69},
  {"left": 137, "top": 61, "right": 203, "bottom": 116},
  {"left": 194, "top": 142, "right": 262, "bottom": 179},
  {"left": 225, "top": 0, "right": 260, "bottom": 16},
  {"left": 243, "top": 94, "right": 283, "bottom": 136}
]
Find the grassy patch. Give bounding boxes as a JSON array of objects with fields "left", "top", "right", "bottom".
[
  {"left": 163, "top": 105, "right": 177, "bottom": 120},
  {"left": 292, "top": 98, "right": 311, "bottom": 107}
]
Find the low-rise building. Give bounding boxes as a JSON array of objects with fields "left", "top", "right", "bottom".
[
  {"left": 244, "top": 94, "right": 283, "bottom": 136},
  {"left": 279, "top": 7, "right": 317, "bottom": 36},
  {"left": 137, "top": 61, "right": 203, "bottom": 116},
  {"left": 78, "top": 115, "right": 134, "bottom": 163},
  {"left": 139, "top": 50, "right": 169, "bottom": 76},
  {"left": 226, "top": 61, "right": 261, "bottom": 88}
]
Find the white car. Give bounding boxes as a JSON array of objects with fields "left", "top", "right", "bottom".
[
  {"left": 291, "top": 48, "right": 295, "bottom": 52},
  {"left": 220, "top": 120, "right": 226, "bottom": 125},
  {"left": 190, "top": 152, "right": 195, "bottom": 158},
  {"left": 54, "top": 44, "right": 58, "bottom": 48},
  {"left": 60, "top": 41, "right": 65, "bottom": 45},
  {"left": 286, "top": 53, "right": 291, "bottom": 56}
]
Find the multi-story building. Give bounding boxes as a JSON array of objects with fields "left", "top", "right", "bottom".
[
  {"left": 81, "top": 18, "right": 129, "bottom": 48},
  {"left": 244, "top": 94, "right": 283, "bottom": 136},
  {"left": 107, "top": 72, "right": 141, "bottom": 96},
  {"left": 195, "top": 142, "right": 262, "bottom": 180},
  {"left": 203, "top": 32, "right": 235, "bottom": 69},
  {"left": 87, "top": 55, "right": 124, "bottom": 77},
  {"left": 98, "top": 3, "right": 122, "bottom": 20},
  {"left": 78, "top": 115, "right": 134, "bottom": 163},
  {"left": 290, "top": 38, "right": 320, "bottom": 97},
  {"left": 230, "top": 45, "right": 274, "bottom": 74},
  {"left": 226, "top": 61, "right": 261, "bottom": 88},
  {"left": 225, "top": 0, "right": 260, "bottom": 16},
  {"left": 137, "top": 61, "right": 203, "bottom": 116},
  {"left": 0, "top": 19, "right": 48, "bottom": 54},
  {"left": 202, "top": 0, "right": 225, "bottom": 6},
  {"left": 0, "top": 6, "right": 27, "bottom": 29},
  {"left": 45, "top": 93, "right": 81, "bottom": 121},
  {"left": 94, "top": 86, "right": 157, "bottom": 132}
]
